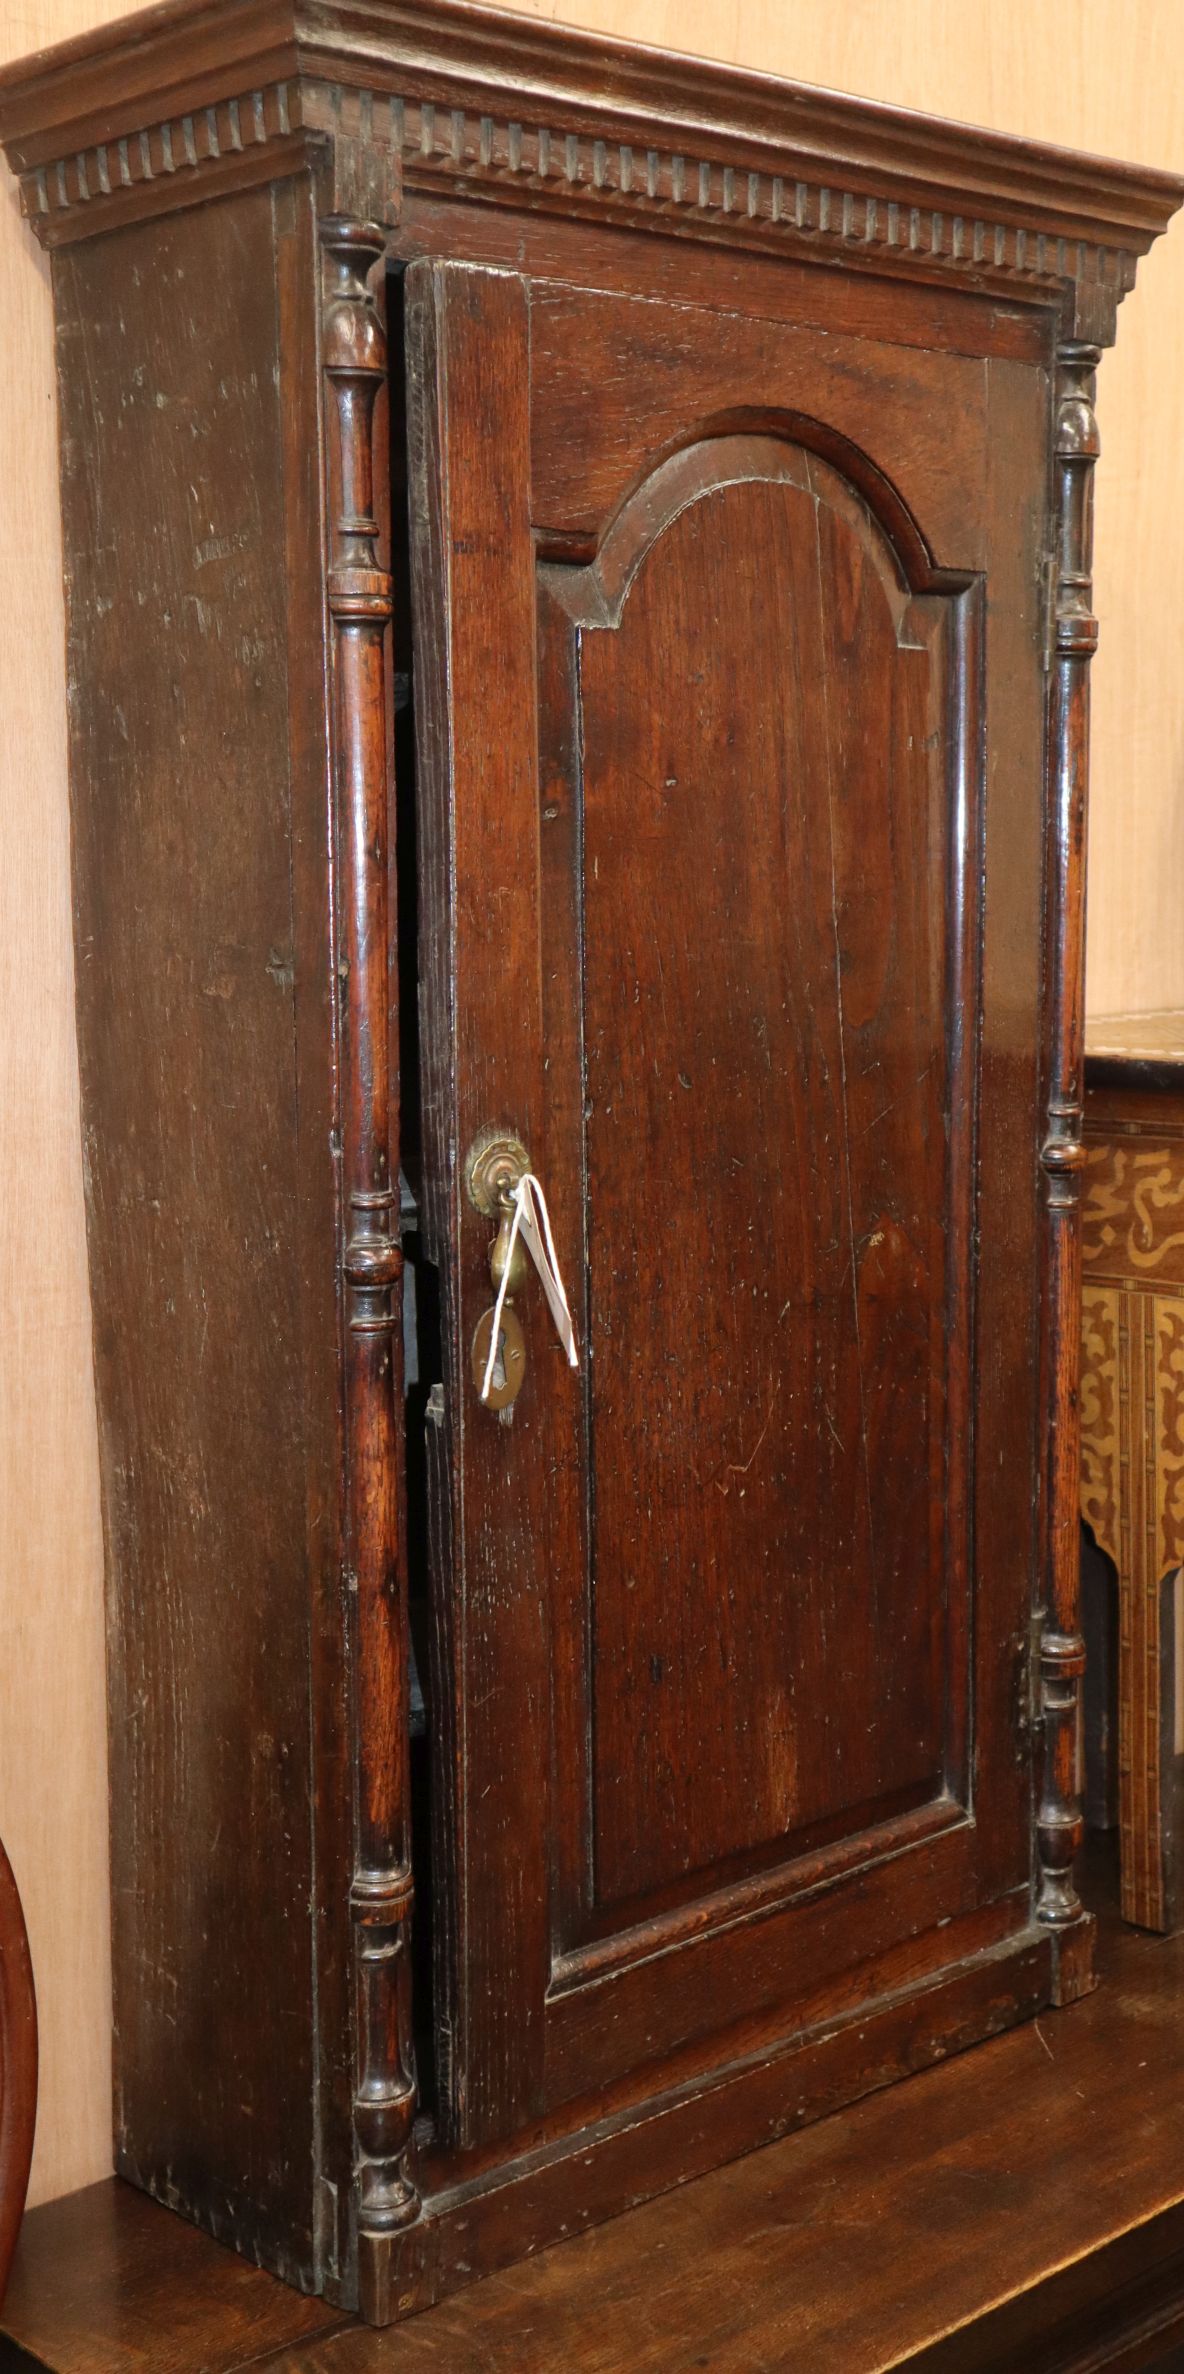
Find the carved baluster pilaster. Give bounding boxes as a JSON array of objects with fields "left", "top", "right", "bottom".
[
  {"left": 321, "top": 215, "right": 419, "bottom": 2305},
  {"left": 1036, "top": 342, "right": 1100, "bottom": 1980}
]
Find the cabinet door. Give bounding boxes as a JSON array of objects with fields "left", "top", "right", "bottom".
[{"left": 407, "top": 260, "right": 1045, "bottom": 2155}]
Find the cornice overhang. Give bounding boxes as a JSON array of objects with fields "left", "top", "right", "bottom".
[{"left": 1, "top": 0, "right": 1180, "bottom": 336}]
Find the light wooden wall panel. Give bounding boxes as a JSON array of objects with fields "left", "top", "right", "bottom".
[
  {"left": 0, "top": 0, "right": 137, "bottom": 2216},
  {"left": 0, "top": 0, "right": 1180, "bottom": 2205}
]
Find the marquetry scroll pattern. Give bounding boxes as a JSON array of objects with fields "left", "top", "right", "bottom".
[
  {"left": 1035, "top": 345, "right": 1100, "bottom": 1957},
  {"left": 1081, "top": 1136, "right": 1184, "bottom": 1928},
  {"left": 1080, "top": 1280, "right": 1120, "bottom": 1574},
  {"left": 321, "top": 216, "right": 420, "bottom": 2283},
  {"left": 15, "top": 73, "right": 1136, "bottom": 325},
  {"left": 1083, "top": 1139, "right": 1184, "bottom": 1280}
]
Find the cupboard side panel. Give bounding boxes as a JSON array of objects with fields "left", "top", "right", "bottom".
[
  {"left": 54, "top": 185, "right": 337, "bottom": 2286},
  {"left": 973, "top": 350, "right": 1055, "bottom": 1891}
]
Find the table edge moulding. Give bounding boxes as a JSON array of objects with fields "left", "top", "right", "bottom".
[{"left": 0, "top": 0, "right": 1180, "bottom": 2333}]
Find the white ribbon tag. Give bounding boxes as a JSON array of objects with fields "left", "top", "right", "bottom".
[
  {"left": 515, "top": 1175, "right": 578, "bottom": 1368},
  {"left": 480, "top": 1172, "right": 578, "bottom": 1403}
]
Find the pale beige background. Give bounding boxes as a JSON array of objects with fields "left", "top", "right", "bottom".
[{"left": 2, "top": 0, "right": 1181, "bottom": 2207}]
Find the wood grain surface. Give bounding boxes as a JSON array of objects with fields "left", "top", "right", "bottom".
[
  {"left": 3, "top": 1862, "right": 1184, "bottom": 2372},
  {"left": 503, "top": 0, "right": 1184, "bottom": 1024},
  {"left": 208, "top": 1869, "right": 1184, "bottom": 2372},
  {"left": 1, "top": 0, "right": 1182, "bottom": 2216},
  {"left": 0, "top": 2180, "right": 347, "bottom": 2371},
  {"left": 400, "top": 218, "right": 1053, "bottom": 2303},
  {"left": 54, "top": 184, "right": 334, "bottom": 2287},
  {"left": 574, "top": 463, "right": 948, "bottom": 1908}
]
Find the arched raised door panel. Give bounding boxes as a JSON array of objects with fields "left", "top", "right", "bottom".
[
  {"left": 409, "top": 256, "right": 1038, "bottom": 2173},
  {"left": 537, "top": 436, "right": 978, "bottom": 1937}
]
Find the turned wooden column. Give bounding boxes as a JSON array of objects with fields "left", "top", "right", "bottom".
[
  {"left": 1036, "top": 341, "right": 1101, "bottom": 1991},
  {"left": 320, "top": 215, "right": 419, "bottom": 2305}
]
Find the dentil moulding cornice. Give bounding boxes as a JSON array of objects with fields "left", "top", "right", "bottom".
[{"left": 1, "top": 0, "right": 1181, "bottom": 339}]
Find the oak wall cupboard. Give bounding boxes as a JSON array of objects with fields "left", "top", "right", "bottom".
[{"left": 0, "top": 0, "right": 1178, "bottom": 2323}]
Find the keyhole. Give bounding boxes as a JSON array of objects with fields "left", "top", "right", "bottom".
[{"left": 471, "top": 1304, "right": 526, "bottom": 1411}]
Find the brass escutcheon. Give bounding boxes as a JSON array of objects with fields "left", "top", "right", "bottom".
[
  {"left": 465, "top": 1127, "right": 531, "bottom": 1219},
  {"left": 470, "top": 1305, "right": 527, "bottom": 1413},
  {"left": 465, "top": 1129, "right": 533, "bottom": 1379}
]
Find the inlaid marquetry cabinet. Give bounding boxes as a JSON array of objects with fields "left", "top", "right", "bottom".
[
  {"left": 1, "top": 0, "right": 1178, "bottom": 2325},
  {"left": 1080, "top": 1017, "right": 1184, "bottom": 1937}
]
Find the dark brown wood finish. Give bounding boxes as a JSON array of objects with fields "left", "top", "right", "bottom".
[
  {"left": 272, "top": 1885, "right": 1184, "bottom": 2374},
  {"left": 0, "top": 1840, "right": 37, "bottom": 2310},
  {"left": 321, "top": 214, "right": 419, "bottom": 2312},
  {"left": 564, "top": 455, "right": 948, "bottom": 1912},
  {"left": 0, "top": 2180, "right": 348, "bottom": 2372},
  {"left": 0, "top": 0, "right": 1180, "bottom": 342},
  {"left": 49, "top": 187, "right": 340, "bottom": 2290},
  {"left": 0, "top": 0, "right": 1179, "bottom": 2329},
  {"left": 408, "top": 259, "right": 550, "bottom": 2178},
  {"left": 404, "top": 243, "right": 1031, "bottom": 2168},
  {"left": 1037, "top": 342, "right": 1102, "bottom": 1987},
  {"left": 5, "top": 1866, "right": 1184, "bottom": 2374}
]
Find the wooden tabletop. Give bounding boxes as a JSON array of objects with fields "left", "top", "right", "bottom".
[
  {"left": 1087, "top": 1008, "right": 1184, "bottom": 1088},
  {"left": 5, "top": 1853, "right": 1184, "bottom": 2373}
]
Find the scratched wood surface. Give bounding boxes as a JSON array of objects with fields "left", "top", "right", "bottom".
[
  {"left": 52, "top": 187, "right": 335, "bottom": 2285},
  {"left": 1, "top": 0, "right": 1183, "bottom": 2225},
  {"left": 272, "top": 1892, "right": 1184, "bottom": 2374},
  {"left": 0, "top": 2181, "right": 347, "bottom": 2371},
  {"left": 397, "top": 207, "right": 1055, "bottom": 2270},
  {"left": 574, "top": 462, "right": 946, "bottom": 1909},
  {"left": 4, "top": 1866, "right": 1184, "bottom": 2372}
]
